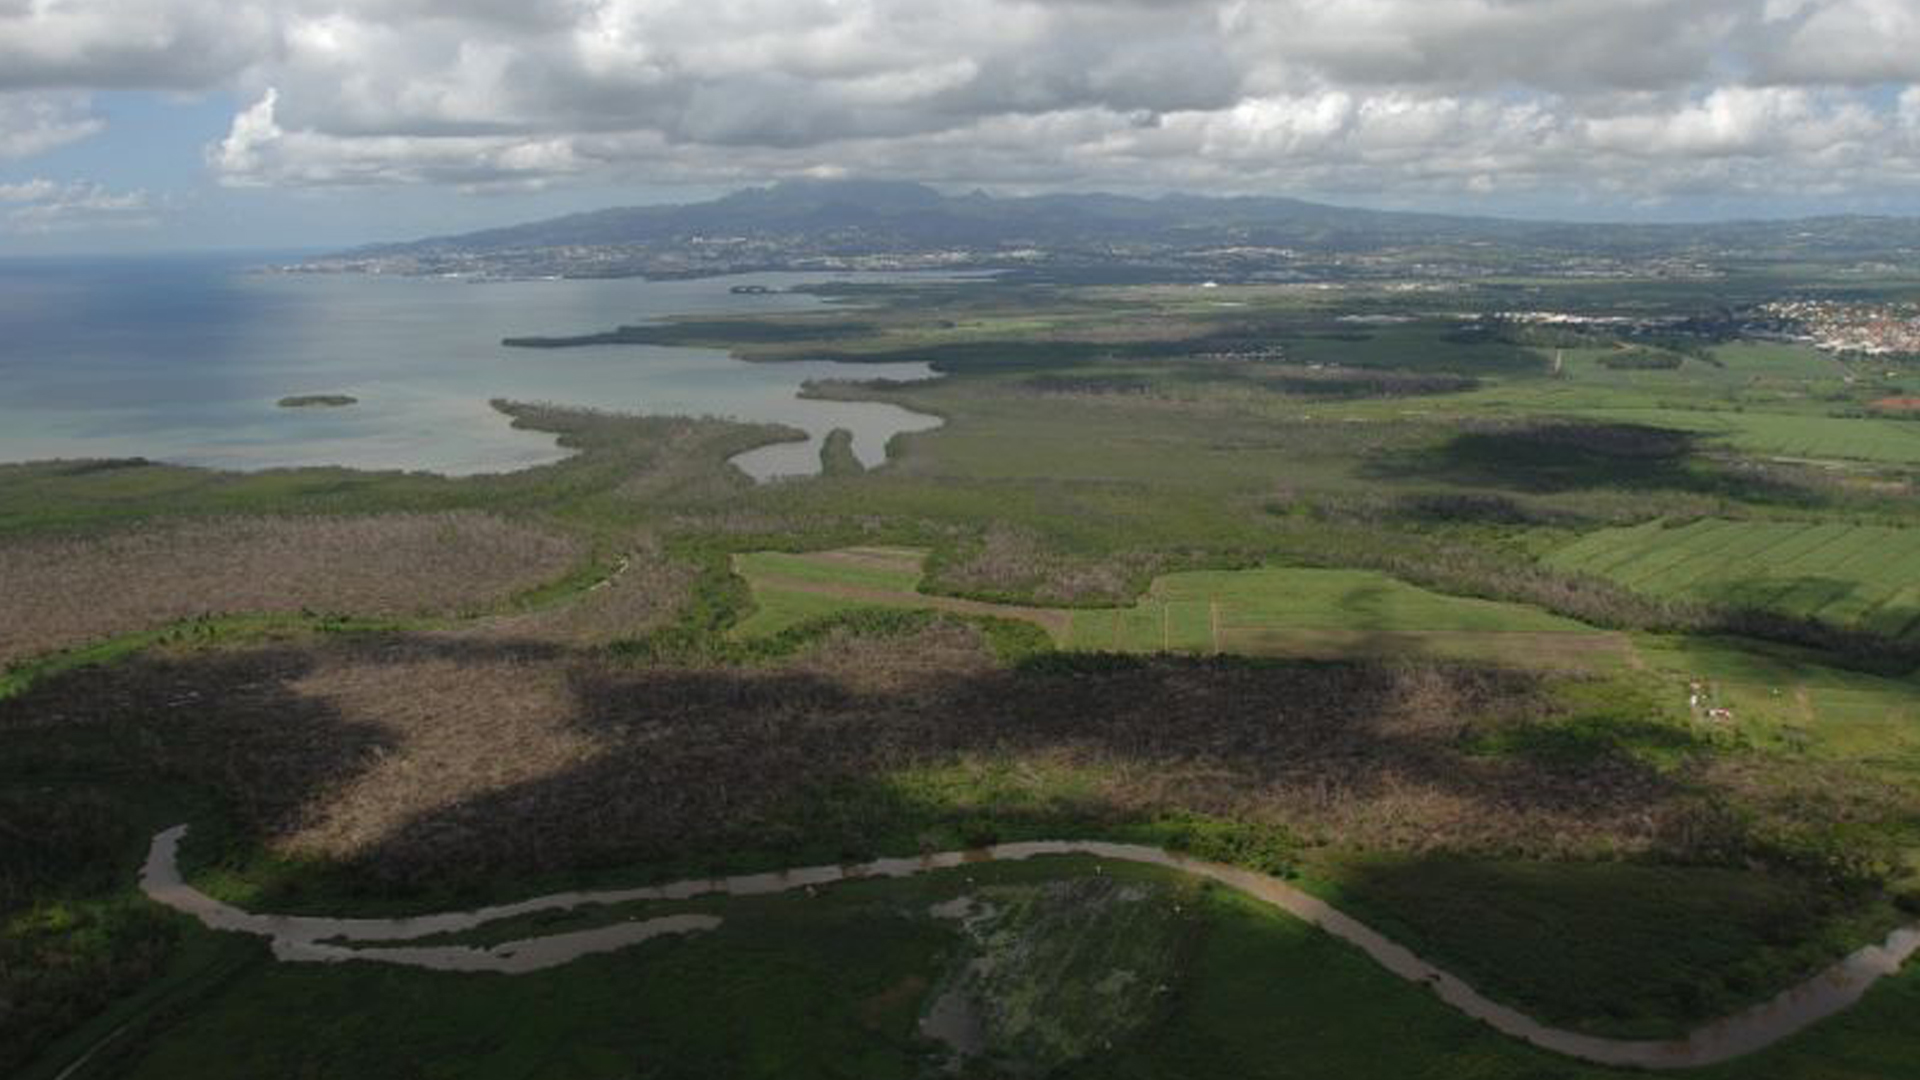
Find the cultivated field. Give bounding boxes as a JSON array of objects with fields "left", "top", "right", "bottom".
[
  {"left": 1625, "top": 410, "right": 1920, "bottom": 466},
  {"left": 0, "top": 512, "right": 587, "bottom": 667},
  {"left": 1633, "top": 635, "right": 1920, "bottom": 775},
  {"left": 1070, "top": 566, "right": 1628, "bottom": 668},
  {"left": 737, "top": 549, "right": 1630, "bottom": 669},
  {"left": 1547, "top": 519, "right": 1920, "bottom": 641}
]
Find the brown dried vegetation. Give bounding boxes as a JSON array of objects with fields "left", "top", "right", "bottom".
[
  {"left": 6, "top": 622, "right": 1886, "bottom": 900},
  {"left": 0, "top": 512, "right": 585, "bottom": 665},
  {"left": 463, "top": 536, "right": 696, "bottom": 645},
  {"left": 932, "top": 522, "right": 1165, "bottom": 605}
]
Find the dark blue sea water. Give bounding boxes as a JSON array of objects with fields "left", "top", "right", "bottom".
[{"left": 0, "top": 254, "right": 939, "bottom": 478}]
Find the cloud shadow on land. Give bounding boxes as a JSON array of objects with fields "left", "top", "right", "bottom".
[
  {"left": 1363, "top": 420, "right": 1823, "bottom": 503},
  {"left": 8, "top": 620, "right": 1911, "bottom": 1044},
  {"left": 4, "top": 625, "right": 1736, "bottom": 898}
]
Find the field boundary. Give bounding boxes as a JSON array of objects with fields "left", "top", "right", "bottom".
[
  {"left": 740, "top": 552, "right": 1629, "bottom": 667},
  {"left": 1547, "top": 519, "right": 1920, "bottom": 644},
  {"left": 742, "top": 574, "right": 1073, "bottom": 639}
]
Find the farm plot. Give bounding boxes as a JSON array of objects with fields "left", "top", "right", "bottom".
[
  {"left": 1066, "top": 567, "right": 1628, "bottom": 669},
  {"left": 1712, "top": 412, "right": 1920, "bottom": 465},
  {"left": 1586, "top": 408, "right": 1920, "bottom": 466},
  {"left": 732, "top": 547, "right": 924, "bottom": 593},
  {"left": 1547, "top": 519, "right": 1920, "bottom": 641},
  {"left": 1631, "top": 635, "right": 1920, "bottom": 772},
  {"left": 737, "top": 550, "right": 1627, "bottom": 669},
  {"left": 732, "top": 547, "right": 1072, "bottom": 641}
]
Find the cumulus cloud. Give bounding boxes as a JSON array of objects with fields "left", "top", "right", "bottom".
[
  {"left": 0, "top": 0, "right": 273, "bottom": 91},
  {"left": 6, "top": 0, "right": 1920, "bottom": 208},
  {"left": 1751, "top": 0, "right": 1920, "bottom": 84},
  {"left": 1222, "top": 0, "right": 1753, "bottom": 94},
  {"left": 212, "top": 89, "right": 590, "bottom": 188},
  {"left": 0, "top": 177, "right": 156, "bottom": 233}
]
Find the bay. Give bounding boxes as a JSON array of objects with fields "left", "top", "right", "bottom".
[{"left": 0, "top": 254, "right": 944, "bottom": 480}]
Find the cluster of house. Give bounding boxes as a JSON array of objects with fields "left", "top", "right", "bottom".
[{"left": 1757, "top": 300, "right": 1920, "bottom": 358}]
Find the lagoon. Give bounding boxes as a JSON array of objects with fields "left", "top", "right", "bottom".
[{"left": 0, "top": 255, "right": 942, "bottom": 480}]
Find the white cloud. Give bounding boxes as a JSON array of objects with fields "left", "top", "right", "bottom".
[
  {"left": 1752, "top": 0, "right": 1920, "bottom": 83},
  {"left": 0, "top": 0, "right": 273, "bottom": 90},
  {"left": 1583, "top": 88, "right": 1859, "bottom": 158},
  {"left": 1224, "top": 0, "right": 1752, "bottom": 93},
  {"left": 0, "top": 179, "right": 61, "bottom": 202},
  {"left": 1902, "top": 87, "right": 1920, "bottom": 130},
  {"left": 0, "top": 92, "right": 102, "bottom": 158},
  {"left": 0, "top": 177, "right": 156, "bottom": 233},
  {"left": 212, "top": 89, "right": 590, "bottom": 188},
  {"left": 4, "top": 0, "right": 1920, "bottom": 209}
]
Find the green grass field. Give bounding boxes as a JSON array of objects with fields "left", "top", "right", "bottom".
[
  {"left": 1547, "top": 519, "right": 1920, "bottom": 640},
  {"left": 736, "top": 548, "right": 925, "bottom": 593},
  {"left": 737, "top": 549, "right": 1630, "bottom": 669},
  {"left": 1305, "top": 337, "right": 1920, "bottom": 466},
  {"left": 1066, "top": 566, "right": 1628, "bottom": 668},
  {"left": 1622, "top": 410, "right": 1920, "bottom": 466},
  {"left": 1634, "top": 635, "right": 1920, "bottom": 767},
  {"left": 729, "top": 547, "right": 996, "bottom": 639}
]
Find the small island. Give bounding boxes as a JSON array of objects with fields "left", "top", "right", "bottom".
[{"left": 277, "top": 394, "right": 358, "bottom": 409}]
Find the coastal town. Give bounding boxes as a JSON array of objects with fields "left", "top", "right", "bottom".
[{"left": 1758, "top": 299, "right": 1920, "bottom": 358}]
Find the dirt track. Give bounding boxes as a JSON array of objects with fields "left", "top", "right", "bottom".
[{"left": 141, "top": 824, "right": 1918, "bottom": 1071}]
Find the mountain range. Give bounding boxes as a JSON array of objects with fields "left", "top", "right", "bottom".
[{"left": 316, "top": 179, "right": 1920, "bottom": 281}]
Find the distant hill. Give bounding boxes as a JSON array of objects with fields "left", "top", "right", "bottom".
[{"left": 320, "top": 179, "right": 1920, "bottom": 281}]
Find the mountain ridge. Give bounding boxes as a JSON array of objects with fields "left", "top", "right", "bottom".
[{"left": 326, "top": 179, "right": 1920, "bottom": 280}]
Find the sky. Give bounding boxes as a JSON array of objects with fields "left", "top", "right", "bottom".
[{"left": 4, "top": 0, "right": 1920, "bottom": 254}]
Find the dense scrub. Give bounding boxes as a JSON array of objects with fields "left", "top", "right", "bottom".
[
  {"left": 0, "top": 787, "right": 178, "bottom": 1077},
  {"left": 816, "top": 428, "right": 865, "bottom": 478},
  {"left": 927, "top": 522, "right": 1175, "bottom": 606},
  {"left": 464, "top": 537, "right": 697, "bottom": 646},
  {"left": 0, "top": 512, "right": 585, "bottom": 667},
  {"left": 6, "top": 624, "right": 1908, "bottom": 910},
  {"left": 0, "top": 402, "right": 797, "bottom": 538},
  {"left": 1596, "top": 347, "right": 1687, "bottom": 370},
  {"left": 6, "top": 603, "right": 1913, "bottom": 1061},
  {"left": 1259, "top": 368, "right": 1482, "bottom": 398}
]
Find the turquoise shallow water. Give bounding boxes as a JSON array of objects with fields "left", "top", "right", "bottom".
[{"left": 0, "top": 255, "right": 942, "bottom": 479}]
